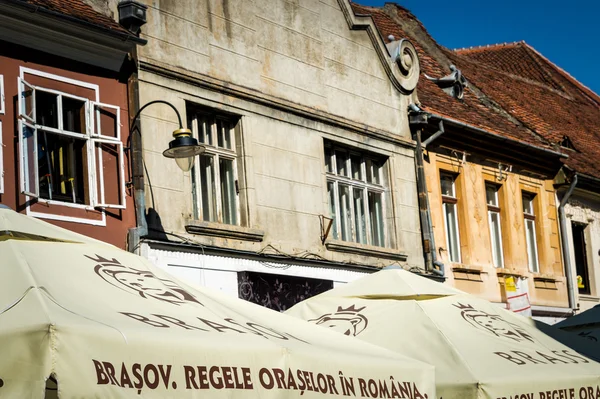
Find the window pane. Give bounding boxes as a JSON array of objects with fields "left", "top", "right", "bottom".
[
  {"left": 21, "top": 82, "right": 35, "bottom": 121},
  {"left": 351, "top": 154, "right": 362, "bottom": 181},
  {"left": 441, "top": 174, "right": 455, "bottom": 197},
  {"left": 444, "top": 202, "right": 460, "bottom": 262},
  {"left": 353, "top": 188, "right": 366, "bottom": 244},
  {"left": 22, "top": 123, "right": 38, "bottom": 196},
  {"left": 327, "top": 181, "right": 338, "bottom": 239},
  {"left": 370, "top": 159, "right": 381, "bottom": 185},
  {"left": 486, "top": 184, "right": 498, "bottom": 206},
  {"left": 219, "top": 158, "right": 237, "bottom": 225},
  {"left": 523, "top": 194, "right": 533, "bottom": 215},
  {"left": 336, "top": 150, "right": 348, "bottom": 177},
  {"left": 199, "top": 155, "right": 216, "bottom": 222},
  {"left": 223, "top": 122, "right": 232, "bottom": 150},
  {"left": 62, "top": 97, "right": 86, "bottom": 134},
  {"left": 368, "top": 191, "right": 384, "bottom": 247},
  {"left": 36, "top": 91, "right": 59, "bottom": 129},
  {"left": 324, "top": 147, "right": 333, "bottom": 173},
  {"left": 338, "top": 184, "right": 351, "bottom": 241},
  {"left": 38, "top": 130, "right": 86, "bottom": 203},
  {"left": 489, "top": 211, "right": 503, "bottom": 267},
  {"left": 526, "top": 219, "right": 539, "bottom": 272},
  {"left": 198, "top": 118, "right": 212, "bottom": 146}
]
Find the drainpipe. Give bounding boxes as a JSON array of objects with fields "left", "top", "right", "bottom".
[
  {"left": 414, "top": 119, "right": 445, "bottom": 277},
  {"left": 558, "top": 174, "right": 578, "bottom": 311},
  {"left": 126, "top": 47, "right": 148, "bottom": 253}
]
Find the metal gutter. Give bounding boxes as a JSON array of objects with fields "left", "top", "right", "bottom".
[
  {"left": 413, "top": 118, "right": 445, "bottom": 277},
  {"left": 424, "top": 112, "right": 567, "bottom": 159},
  {"left": 5, "top": 0, "right": 147, "bottom": 45},
  {"left": 558, "top": 174, "right": 578, "bottom": 311}
]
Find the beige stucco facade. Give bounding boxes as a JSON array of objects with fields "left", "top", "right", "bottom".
[
  {"left": 425, "top": 153, "right": 568, "bottom": 311},
  {"left": 131, "top": 0, "right": 424, "bottom": 299}
]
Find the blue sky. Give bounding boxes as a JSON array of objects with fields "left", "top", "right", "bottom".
[{"left": 358, "top": 0, "right": 600, "bottom": 95}]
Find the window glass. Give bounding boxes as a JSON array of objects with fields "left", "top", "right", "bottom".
[
  {"left": 62, "top": 97, "right": 86, "bottom": 134},
  {"left": 525, "top": 219, "right": 539, "bottom": 273},
  {"left": 325, "top": 142, "right": 387, "bottom": 247},
  {"left": 36, "top": 91, "right": 59, "bottom": 129},
  {"left": 440, "top": 174, "right": 455, "bottom": 197},
  {"left": 486, "top": 184, "right": 498, "bottom": 206},
  {"left": 441, "top": 174, "right": 460, "bottom": 263},
  {"left": 190, "top": 110, "right": 240, "bottom": 225}
]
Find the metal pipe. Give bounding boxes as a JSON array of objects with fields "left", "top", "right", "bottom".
[
  {"left": 558, "top": 174, "right": 578, "bottom": 311},
  {"left": 422, "top": 120, "right": 444, "bottom": 147},
  {"left": 414, "top": 128, "right": 444, "bottom": 277}
]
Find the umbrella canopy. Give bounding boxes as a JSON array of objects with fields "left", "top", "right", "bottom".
[
  {"left": 286, "top": 269, "right": 600, "bottom": 399},
  {"left": 0, "top": 208, "right": 435, "bottom": 399},
  {"left": 557, "top": 305, "right": 600, "bottom": 341},
  {"left": 533, "top": 320, "right": 600, "bottom": 362}
]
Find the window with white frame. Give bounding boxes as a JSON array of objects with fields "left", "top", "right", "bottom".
[
  {"left": 486, "top": 183, "right": 504, "bottom": 268},
  {"left": 325, "top": 142, "right": 386, "bottom": 247},
  {"left": 522, "top": 192, "right": 539, "bottom": 273},
  {"left": 441, "top": 172, "right": 461, "bottom": 263},
  {"left": 0, "top": 75, "right": 4, "bottom": 194},
  {"left": 189, "top": 109, "right": 239, "bottom": 225},
  {"left": 18, "top": 73, "right": 125, "bottom": 209}
]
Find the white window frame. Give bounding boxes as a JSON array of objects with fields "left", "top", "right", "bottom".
[
  {"left": 523, "top": 193, "right": 539, "bottom": 273},
  {"left": 0, "top": 121, "right": 3, "bottom": 194},
  {"left": 18, "top": 67, "right": 126, "bottom": 225},
  {"left": 0, "top": 75, "right": 5, "bottom": 115},
  {"left": 486, "top": 183, "right": 504, "bottom": 268},
  {"left": 190, "top": 112, "right": 240, "bottom": 226},
  {"left": 441, "top": 172, "right": 461, "bottom": 263},
  {"left": 325, "top": 143, "right": 387, "bottom": 247}
]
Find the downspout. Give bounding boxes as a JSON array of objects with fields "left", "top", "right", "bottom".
[
  {"left": 413, "top": 117, "right": 445, "bottom": 277},
  {"left": 558, "top": 174, "right": 578, "bottom": 311},
  {"left": 127, "top": 46, "right": 148, "bottom": 253}
]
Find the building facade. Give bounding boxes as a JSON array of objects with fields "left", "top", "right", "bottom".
[
  {"left": 0, "top": 0, "right": 144, "bottom": 248},
  {"left": 358, "top": 3, "right": 572, "bottom": 322},
  {"left": 130, "top": 0, "right": 426, "bottom": 310},
  {"left": 452, "top": 42, "right": 600, "bottom": 317}
]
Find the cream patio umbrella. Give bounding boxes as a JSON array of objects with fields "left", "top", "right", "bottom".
[
  {"left": 286, "top": 268, "right": 600, "bottom": 399},
  {"left": 0, "top": 208, "right": 435, "bottom": 399}
]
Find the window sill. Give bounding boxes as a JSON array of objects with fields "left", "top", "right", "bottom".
[
  {"left": 451, "top": 264, "right": 483, "bottom": 273},
  {"left": 325, "top": 239, "right": 407, "bottom": 261},
  {"left": 184, "top": 219, "right": 264, "bottom": 242},
  {"left": 496, "top": 268, "right": 527, "bottom": 278},
  {"left": 532, "top": 274, "right": 561, "bottom": 283}
]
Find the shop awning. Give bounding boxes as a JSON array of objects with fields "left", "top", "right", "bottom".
[
  {"left": 286, "top": 268, "right": 600, "bottom": 399},
  {"left": 0, "top": 208, "right": 435, "bottom": 398}
]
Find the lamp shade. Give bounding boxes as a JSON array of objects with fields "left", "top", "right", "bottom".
[{"left": 162, "top": 129, "right": 205, "bottom": 172}]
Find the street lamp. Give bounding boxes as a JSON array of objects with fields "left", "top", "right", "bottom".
[{"left": 132, "top": 100, "right": 205, "bottom": 172}]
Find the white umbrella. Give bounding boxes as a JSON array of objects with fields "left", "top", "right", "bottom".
[
  {"left": 287, "top": 268, "right": 600, "bottom": 399},
  {"left": 0, "top": 208, "right": 435, "bottom": 398}
]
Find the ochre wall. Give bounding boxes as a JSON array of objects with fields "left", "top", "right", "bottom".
[{"left": 425, "top": 153, "right": 567, "bottom": 308}]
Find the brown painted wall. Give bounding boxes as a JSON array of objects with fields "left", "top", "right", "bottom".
[
  {"left": 0, "top": 41, "right": 135, "bottom": 248},
  {"left": 425, "top": 152, "right": 567, "bottom": 309}
]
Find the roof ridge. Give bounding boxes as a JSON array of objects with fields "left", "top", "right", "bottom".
[
  {"left": 522, "top": 42, "right": 600, "bottom": 107},
  {"left": 454, "top": 40, "right": 525, "bottom": 54}
]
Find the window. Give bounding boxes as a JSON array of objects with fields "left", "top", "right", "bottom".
[
  {"left": 486, "top": 183, "right": 504, "bottom": 268},
  {"left": 441, "top": 173, "right": 460, "bottom": 263},
  {"left": 0, "top": 75, "right": 4, "bottom": 194},
  {"left": 522, "top": 192, "right": 539, "bottom": 273},
  {"left": 18, "top": 73, "right": 124, "bottom": 209},
  {"left": 572, "top": 223, "right": 591, "bottom": 295},
  {"left": 189, "top": 110, "right": 239, "bottom": 225},
  {"left": 325, "top": 143, "right": 386, "bottom": 247}
]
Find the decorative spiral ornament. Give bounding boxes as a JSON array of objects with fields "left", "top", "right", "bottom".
[{"left": 387, "top": 38, "right": 420, "bottom": 92}]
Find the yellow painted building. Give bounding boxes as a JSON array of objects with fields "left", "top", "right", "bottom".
[{"left": 425, "top": 152, "right": 567, "bottom": 311}]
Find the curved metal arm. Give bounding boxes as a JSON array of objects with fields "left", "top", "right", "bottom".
[{"left": 130, "top": 100, "right": 183, "bottom": 129}]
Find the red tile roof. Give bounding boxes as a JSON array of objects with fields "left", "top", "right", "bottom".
[
  {"left": 454, "top": 42, "right": 600, "bottom": 179},
  {"left": 350, "top": 3, "right": 557, "bottom": 153},
  {"left": 12, "top": 0, "right": 129, "bottom": 35}
]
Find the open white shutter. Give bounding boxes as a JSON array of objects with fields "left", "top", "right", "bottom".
[
  {"left": 0, "top": 121, "right": 3, "bottom": 194},
  {"left": 18, "top": 120, "right": 39, "bottom": 198},
  {"left": 18, "top": 77, "right": 35, "bottom": 123},
  {"left": 89, "top": 101, "right": 125, "bottom": 209},
  {"left": 0, "top": 75, "right": 5, "bottom": 115}
]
